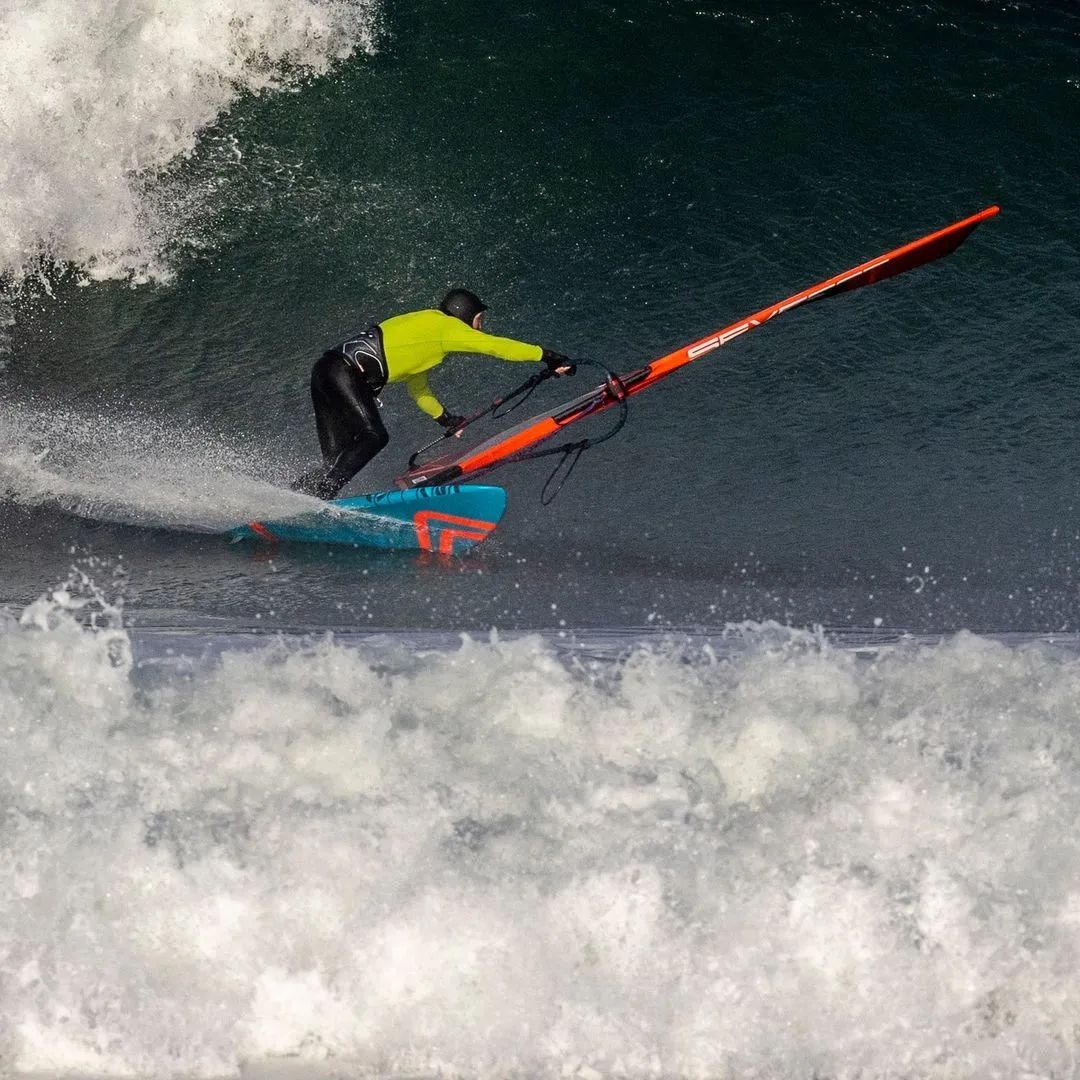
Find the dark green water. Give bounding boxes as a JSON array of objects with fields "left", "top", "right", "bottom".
[{"left": 2, "top": 0, "right": 1078, "bottom": 631}]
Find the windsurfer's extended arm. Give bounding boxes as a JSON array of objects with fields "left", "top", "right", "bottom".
[
  {"left": 441, "top": 321, "right": 544, "bottom": 363},
  {"left": 442, "top": 321, "right": 574, "bottom": 375}
]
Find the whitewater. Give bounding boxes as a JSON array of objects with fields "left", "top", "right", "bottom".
[
  {"left": 3, "top": 577, "right": 1080, "bottom": 1078},
  {"left": 0, "top": 0, "right": 377, "bottom": 286}
]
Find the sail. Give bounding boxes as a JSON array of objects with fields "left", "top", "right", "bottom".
[{"left": 397, "top": 205, "right": 1000, "bottom": 489}]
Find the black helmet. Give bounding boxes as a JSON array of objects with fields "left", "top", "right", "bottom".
[{"left": 440, "top": 288, "right": 487, "bottom": 326}]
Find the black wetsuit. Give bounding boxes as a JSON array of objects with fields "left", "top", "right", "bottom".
[{"left": 291, "top": 325, "right": 390, "bottom": 500}]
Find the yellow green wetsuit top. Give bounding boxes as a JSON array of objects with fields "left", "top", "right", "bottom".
[{"left": 379, "top": 309, "right": 543, "bottom": 419}]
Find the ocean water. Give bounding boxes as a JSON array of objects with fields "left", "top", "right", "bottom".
[
  {"left": 1, "top": 0, "right": 1077, "bottom": 633},
  {"left": 2, "top": 0, "right": 1080, "bottom": 1076}
]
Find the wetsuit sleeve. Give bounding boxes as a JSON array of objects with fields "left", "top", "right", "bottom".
[
  {"left": 405, "top": 372, "right": 444, "bottom": 419},
  {"left": 441, "top": 321, "right": 544, "bottom": 362}
]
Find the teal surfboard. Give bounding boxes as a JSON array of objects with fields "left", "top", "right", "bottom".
[{"left": 227, "top": 484, "right": 507, "bottom": 554}]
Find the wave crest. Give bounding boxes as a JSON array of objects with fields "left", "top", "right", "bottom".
[{"left": 0, "top": 0, "right": 378, "bottom": 285}]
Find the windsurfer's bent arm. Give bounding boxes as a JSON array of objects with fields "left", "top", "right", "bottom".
[{"left": 405, "top": 372, "right": 444, "bottom": 419}]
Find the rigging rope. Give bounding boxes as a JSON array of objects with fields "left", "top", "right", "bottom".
[
  {"left": 407, "top": 368, "right": 554, "bottom": 470},
  {"left": 407, "top": 359, "right": 629, "bottom": 503},
  {"left": 503, "top": 360, "right": 628, "bottom": 504}
]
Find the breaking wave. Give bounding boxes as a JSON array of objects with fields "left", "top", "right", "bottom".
[{"left": 0, "top": 0, "right": 378, "bottom": 286}]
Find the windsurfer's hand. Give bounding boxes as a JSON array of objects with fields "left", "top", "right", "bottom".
[
  {"left": 541, "top": 349, "right": 576, "bottom": 377},
  {"left": 436, "top": 411, "right": 466, "bottom": 436}
]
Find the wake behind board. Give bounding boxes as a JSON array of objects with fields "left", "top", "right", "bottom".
[{"left": 228, "top": 484, "right": 506, "bottom": 554}]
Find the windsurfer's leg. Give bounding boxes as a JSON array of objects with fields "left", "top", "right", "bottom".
[{"left": 292, "top": 353, "right": 388, "bottom": 500}]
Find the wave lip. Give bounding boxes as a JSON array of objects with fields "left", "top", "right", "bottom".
[{"left": 0, "top": 0, "right": 378, "bottom": 285}]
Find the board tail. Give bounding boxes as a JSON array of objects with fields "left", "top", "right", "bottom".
[{"left": 397, "top": 206, "right": 1000, "bottom": 489}]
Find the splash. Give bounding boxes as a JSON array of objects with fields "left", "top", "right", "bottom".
[
  {"left": 0, "top": 399, "right": 325, "bottom": 530},
  {"left": 0, "top": 0, "right": 378, "bottom": 286},
  {"left": 4, "top": 584, "right": 1080, "bottom": 1077}
]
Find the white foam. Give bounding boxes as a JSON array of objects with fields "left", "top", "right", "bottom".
[
  {"left": 0, "top": 0, "right": 377, "bottom": 285},
  {"left": 5, "top": 587, "right": 1080, "bottom": 1077}
]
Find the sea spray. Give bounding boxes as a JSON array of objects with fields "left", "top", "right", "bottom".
[
  {"left": 4, "top": 580, "right": 1080, "bottom": 1075},
  {"left": 0, "top": 398, "right": 326, "bottom": 530},
  {"left": 0, "top": 0, "right": 379, "bottom": 286}
]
